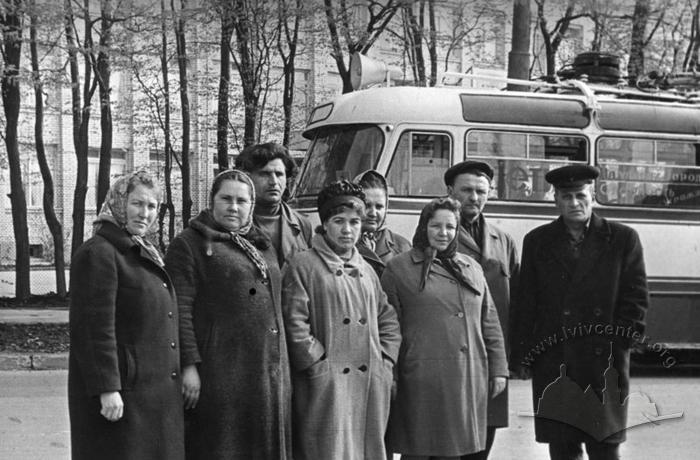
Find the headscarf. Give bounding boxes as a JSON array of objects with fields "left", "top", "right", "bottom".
[
  {"left": 94, "top": 169, "right": 165, "bottom": 266},
  {"left": 353, "top": 169, "right": 389, "bottom": 252},
  {"left": 412, "top": 197, "right": 472, "bottom": 291},
  {"left": 208, "top": 169, "right": 268, "bottom": 279}
]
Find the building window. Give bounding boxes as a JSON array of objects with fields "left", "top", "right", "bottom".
[{"left": 87, "top": 148, "right": 127, "bottom": 212}]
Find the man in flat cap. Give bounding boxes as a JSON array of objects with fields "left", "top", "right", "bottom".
[
  {"left": 445, "top": 160, "right": 519, "bottom": 459},
  {"left": 510, "top": 164, "right": 649, "bottom": 460}
]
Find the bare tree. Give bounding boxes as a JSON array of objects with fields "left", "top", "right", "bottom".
[
  {"left": 172, "top": 0, "right": 192, "bottom": 225},
  {"left": 628, "top": 0, "right": 667, "bottom": 81},
  {"left": 94, "top": 0, "right": 115, "bottom": 213},
  {"left": 29, "top": 0, "right": 66, "bottom": 296},
  {"left": 534, "top": 0, "right": 588, "bottom": 77},
  {"left": 277, "top": 0, "right": 304, "bottom": 147},
  {"left": 215, "top": 0, "right": 233, "bottom": 169},
  {"left": 230, "top": 0, "right": 278, "bottom": 147},
  {"left": 683, "top": 0, "right": 700, "bottom": 70},
  {"left": 1, "top": 0, "right": 30, "bottom": 300},
  {"left": 508, "top": 0, "right": 531, "bottom": 88},
  {"left": 65, "top": 0, "right": 98, "bottom": 257},
  {"left": 402, "top": 1, "right": 428, "bottom": 85},
  {"left": 323, "top": 0, "right": 402, "bottom": 93}
]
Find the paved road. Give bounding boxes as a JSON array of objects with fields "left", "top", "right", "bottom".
[
  {"left": 0, "top": 270, "right": 70, "bottom": 298},
  {"left": 1, "top": 371, "right": 697, "bottom": 459}
]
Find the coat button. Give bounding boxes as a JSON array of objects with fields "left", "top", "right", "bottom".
[
  {"left": 358, "top": 364, "right": 368, "bottom": 372},
  {"left": 343, "top": 318, "right": 351, "bottom": 324},
  {"left": 168, "top": 311, "right": 173, "bottom": 318},
  {"left": 262, "top": 279, "right": 269, "bottom": 285},
  {"left": 460, "top": 346, "right": 469, "bottom": 353},
  {"left": 456, "top": 312, "right": 464, "bottom": 318},
  {"left": 595, "top": 347, "right": 603, "bottom": 356},
  {"left": 336, "top": 269, "right": 343, "bottom": 276},
  {"left": 342, "top": 367, "right": 350, "bottom": 374},
  {"left": 358, "top": 318, "right": 367, "bottom": 325},
  {"left": 249, "top": 288, "right": 257, "bottom": 295},
  {"left": 171, "top": 371, "right": 178, "bottom": 379},
  {"left": 162, "top": 282, "right": 168, "bottom": 288},
  {"left": 270, "top": 327, "right": 279, "bottom": 334},
  {"left": 563, "top": 309, "right": 571, "bottom": 316},
  {"left": 593, "top": 308, "right": 602, "bottom": 316},
  {"left": 170, "top": 342, "right": 176, "bottom": 349}
]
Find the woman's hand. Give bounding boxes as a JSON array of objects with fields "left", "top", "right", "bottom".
[
  {"left": 490, "top": 376, "right": 507, "bottom": 398},
  {"left": 182, "top": 364, "right": 201, "bottom": 409},
  {"left": 99, "top": 391, "right": 124, "bottom": 422}
]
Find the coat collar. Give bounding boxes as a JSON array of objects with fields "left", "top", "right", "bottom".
[
  {"left": 280, "top": 201, "right": 303, "bottom": 234},
  {"left": 457, "top": 215, "right": 498, "bottom": 260},
  {"left": 409, "top": 248, "right": 482, "bottom": 295},
  {"left": 374, "top": 228, "right": 399, "bottom": 257},
  {"left": 95, "top": 221, "right": 137, "bottom": 253},
  {"left": 95, "top": 221, "right": 165, "bottom": 268},
  {"left": 545, "top": 213, "right": 612, "bottom": 279},
  {"left": 312, "top": 233, "right": 364, "bottom": 275}
]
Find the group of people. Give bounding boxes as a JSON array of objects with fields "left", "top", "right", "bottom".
[{"left": 68, "top": 142, "right": 649, "bottom": 460}]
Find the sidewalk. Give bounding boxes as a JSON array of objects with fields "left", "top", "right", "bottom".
[{"left": 0, "top": 308, "right": 69, "bottom": 371}]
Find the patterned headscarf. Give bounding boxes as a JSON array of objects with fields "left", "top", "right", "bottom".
[
  {"left": 94, "top": 169, "right": 164, "bottom": 266},
  {"left": 412, "top": 197, "right": 469, "bottom": 291},
  {"left": 208, "top": 169, "right": 268, "bottom": 278}
]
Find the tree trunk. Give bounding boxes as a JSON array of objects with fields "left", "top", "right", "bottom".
[
  {"left": 628, "top": 0, "right": 650, "bottom": 82},
  {"left": 427, "top": 0, "right": 437, "bottom": 86},
  {"left": 66, "top": 0, "right": 96, "bottom": 257},
  {"left": 508, "top": 0, "right": 531, "bottom": 90},
  {"left": 279, "top": 0, "right": 302, "bottom": 147},
  {"left": 173, "top": 0, "right": 192, "bottom": 226},
  {"left": 683, "top": 0, "right": 700, "bottom": 70},
  {"left": 95, "top": 0, "right": 114, "bottom": 213},
  {"left": 30, "top": 5, "right": 66, "bottom": 296},
  {"left": 1, "top": 1, "right": 31, "bottom": 300},
  {"left": 217, "top": 3, "right": 233, "bottom": 169},
  {"left": 159, "top": 0, "right": 176, "bottom": 247},
  {"left": 323, "top": 0, "right": 353, "bottom": 93},
  {"left": 403, "top": 2, "right": 426, "bottom": 86}
]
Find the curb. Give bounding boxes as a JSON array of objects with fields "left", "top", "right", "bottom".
[{"left": 0, "top": 352, "right": 68, "bottom": 371}]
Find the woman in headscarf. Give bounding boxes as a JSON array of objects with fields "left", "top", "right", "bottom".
[
  {"left": 353, "top": 170, "right": 411, "bottom": 276},
  {"left": 164, "top": 169, "right": 291, "bottom": 459},
  {"left": 68, "top": 170, "right": 184, "bottom": 460},
  {"left": 282, "top": 179, "right": 401, "bottom": 460},
  {"left": 380, "top": 197, "right": 508, "bottom": 460}
]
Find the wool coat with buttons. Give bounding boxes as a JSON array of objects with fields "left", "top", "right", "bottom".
[
  {"left": 164, "top": 211, "right": 291, "bottom": 460},
  {"left": 381, "top": 249, "right": 508, "bottom": 457},
  {"left": 68, "top": 221, "right": 184, "bottom": 460},
  {"left": 457, "top": 216, "right": 519, "bottom": 427},
  {"left": 509, "top": 213, "right": 649, "bottom": 444},
  {"left": 282, "top": 234, "right": 401, "bottom": 460}
]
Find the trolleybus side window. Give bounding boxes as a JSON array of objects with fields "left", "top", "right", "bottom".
[
  {"left": 386, "top": 131, "right": 452, "bottom": 196},
  {"left": 596, "top": 137, "right": 700, "bottom": 208},
  {"left": 465, "top": 130, "right": 588, "bottom": 201},
  {"left": 295, "top": 124, "right": 384, "bottom": 196}
]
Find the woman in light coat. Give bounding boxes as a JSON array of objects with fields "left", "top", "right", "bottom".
[
  {"left": 282, "top": 180, "right": 401, "bottom": 460},
  {"left": 164, "top": 169, "right": 291, "bottom": 459},
  {"left": 381, "top": 197, "right": 508, "bottom": 460},
  {"left": 353, "top": 170, "right": 411, "bottom": 276},
  {"left": 68, "top": 171, "right": 184, "bottom": 460}
]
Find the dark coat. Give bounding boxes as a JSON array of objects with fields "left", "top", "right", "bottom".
[
  {"left": 358, "top": 227, "right": 412, "bottom": 277},
  {"left": 381, "top": 249, "right": 508, "bottom": 456},
  {"left": 164, "top": 211, "right": 291, "bottom": 460},
  {"left": 510, "top": 213, "right": 649, "bottom": 444},
  {"left": 282, "top": 234, "right": 401, "bottom": 460},
  {"left": 68, "top": 222, "right": 184, "bottom": 460},
  {"left": 457, "top": 217, "right": 519, "bottom": 427}
]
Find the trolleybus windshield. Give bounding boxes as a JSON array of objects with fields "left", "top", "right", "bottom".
[{"left": 296, "top": 124, "right": 384, "bottom": 196}]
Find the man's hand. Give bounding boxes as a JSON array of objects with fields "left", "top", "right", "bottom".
[
  {"left": 99, "top": 391, "right": 124, "bottom": 422},
  {"left": 182, "top": 364, "right": 201, "bottom": 410},
  {"left": 490, "top": 376, "right": 507, "bottom": 398}
]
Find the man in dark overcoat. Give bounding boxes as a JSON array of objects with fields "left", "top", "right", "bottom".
[
  {"left": 510, "top": 165, "right": 649, "bottom": 460},
  {"left": 445, "top": 160, "right": 520, "bottom": 459}
]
